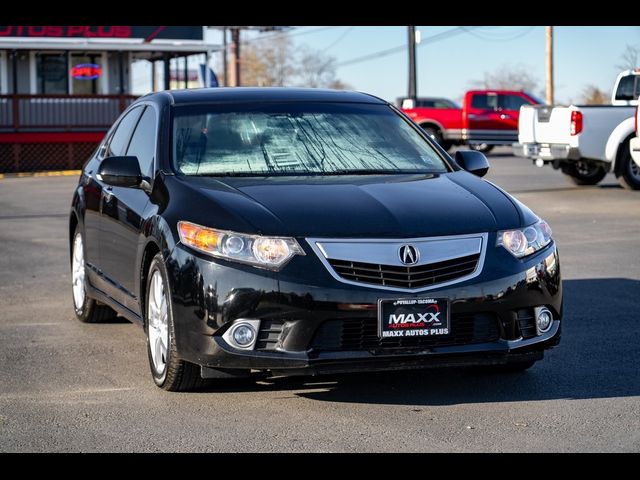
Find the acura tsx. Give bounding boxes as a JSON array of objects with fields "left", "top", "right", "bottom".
[{"left": 69, "top": 88, "right": 562, "bottom": 391}]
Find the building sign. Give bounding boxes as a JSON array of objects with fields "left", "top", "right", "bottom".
[
  {"left": 0, "top": 26, "right": 203, "bottom": 41},
  {"left": 71, "top": 64, "right": 102, "bottom": 80}
]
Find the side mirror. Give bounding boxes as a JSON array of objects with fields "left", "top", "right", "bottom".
[
  {"left": 97, "top": 156, "right": 143, "bottom": 188},
  {"left": 455, "top": 150, "right": 490, "bottom": 177}
]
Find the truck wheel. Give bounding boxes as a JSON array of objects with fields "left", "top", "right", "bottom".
[
  {"left": 561, "top": 160, "right": 607, "bottom": 186},
  {"left": 615, "top": 140, "right": 640, "bottom": 190},
  {"left": 470, "top": 143, "right": 494, "bottom": 154},
  {"left": 422, "top": 126, "right": 443, "bottom": 145}
]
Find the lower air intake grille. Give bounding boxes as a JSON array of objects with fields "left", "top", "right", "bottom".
[
  {"left": 255, "top": 319, "right": 284, "bottom": 351},
  {"left": 310, "top": 313, "right": 499, "bottom": 351},
  {"left": 516, "top": 308, "right": 537, "bottom": 339}
]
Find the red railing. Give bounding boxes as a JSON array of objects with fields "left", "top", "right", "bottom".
[{"left": 0, "top": 94, "right": 138, "bottom": 132}]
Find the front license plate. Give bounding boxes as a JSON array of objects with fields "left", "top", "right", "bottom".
[{"left": 378, "top": 298, "right": 450, "bottom": 339}]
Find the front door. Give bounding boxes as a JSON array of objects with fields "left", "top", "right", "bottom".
[{"left": 100, "top": 106, "right": 157, "bottom": 315}]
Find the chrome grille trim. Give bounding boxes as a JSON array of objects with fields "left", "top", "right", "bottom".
[{"left": 306, "top": 233, "right": 488, "bottom": 293}]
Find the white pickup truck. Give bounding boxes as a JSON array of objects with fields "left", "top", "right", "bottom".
[
  {"left": 516, "top": 70, "right": 640, "bottom": 190},
  {"left": 631, "top": 105, "right": 640, "bottom": 167}
]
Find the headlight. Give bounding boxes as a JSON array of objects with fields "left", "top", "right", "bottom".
[
  {"left": 497, "top": 220, "right": 553, "bottom": 258},
  {"left": 177, "top": 221, "right": 304, "bottom": 270}
]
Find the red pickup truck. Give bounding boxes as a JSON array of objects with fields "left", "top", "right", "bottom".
[{"left": 400, "top": 90, "right": 542, "bottom": 153}]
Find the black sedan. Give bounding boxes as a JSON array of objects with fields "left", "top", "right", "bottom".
[{"left": 69, "top": 88, "right": 561, "bottom": 391}]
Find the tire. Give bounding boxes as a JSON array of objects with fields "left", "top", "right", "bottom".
[
  {"left": 422, "top": 126, "right": 444, "bottom": 145},
  {"left": 469, "top": 143, "right": 494, "bottom": 154},
  {"left": 615, "top": 139, "right": 640, "bottom": 190},
  {"left": 145, "top": 253, "right": 208, "bottom": 391},
  {"left": 561, "top": 160, "right": 607, "bottom": 186},
  {"left": 71, "top": 228, "right": 118, "bottom": 323}
]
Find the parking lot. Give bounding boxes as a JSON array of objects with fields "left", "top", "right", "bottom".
[{"left": 0, "top": 148, "right": 639, "bottom": 452}]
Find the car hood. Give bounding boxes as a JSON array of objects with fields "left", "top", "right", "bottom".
[{"left": 174, "top": 171, "right": 533, "bottom": 238}]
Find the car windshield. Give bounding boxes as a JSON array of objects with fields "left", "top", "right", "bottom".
[{"left": 171, "top": 102, "right": 449, "bottom": 176}]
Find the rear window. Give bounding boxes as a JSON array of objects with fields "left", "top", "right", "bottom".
[{"left": 615, "top": 75, "right": 639, "bottom": 101}]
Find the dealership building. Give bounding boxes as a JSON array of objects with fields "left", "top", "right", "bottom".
[{"left": 0, "top": 26, "right": 220, "bottom": 173}]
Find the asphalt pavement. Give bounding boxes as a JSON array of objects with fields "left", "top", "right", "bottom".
[{"left": 1, "top": 148, "right": 639, "bottom": 452}]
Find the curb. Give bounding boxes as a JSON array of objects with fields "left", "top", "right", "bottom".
[{"left": 0, "top": 170, "right": 81, "bottom": 180}]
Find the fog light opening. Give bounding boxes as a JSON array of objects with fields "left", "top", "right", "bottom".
[
  {"left": 535, "top": 307, "right": 553, "bottom": 334},
  {"left": 222, "top": 319, "right": 260, "bottom": 350}
]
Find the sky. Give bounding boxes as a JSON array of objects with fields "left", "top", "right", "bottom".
[{"left": 134, "top": 26, "right": 640, "bottom": 104}]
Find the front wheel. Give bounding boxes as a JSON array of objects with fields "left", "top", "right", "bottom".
[
  {"left": 615, "top": 140, "right": 640, "bottom": 190},
  {"left": 561, "top": 160, "right": 607, "bottom": 186},
  {"left": 146, "top": 253, "right": 207, "bottom": 391}
]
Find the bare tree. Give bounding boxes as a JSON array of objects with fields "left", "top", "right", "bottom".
[
  {"left": 616, "top": 45, "right": 639, "bottom": 71},
  {"left": 471, "top": 64, "right": 539, "bottom": 92},
  {"left": 580, "top": 84, "right": 609, "bottom": 105},
  {"left": 237, "top": 33, "right": 350, "bottom": 89}
]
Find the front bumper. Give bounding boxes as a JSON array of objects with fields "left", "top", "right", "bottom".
[
  {"left": 514, "top": 142, "right": 580, "bottom": 161},
  {"left": 166, "top": 239, "right": 562, "bottom": 376}
]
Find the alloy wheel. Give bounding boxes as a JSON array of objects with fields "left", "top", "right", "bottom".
[{"left": 148, "top": 270, "right": 169, "bottom": 375}]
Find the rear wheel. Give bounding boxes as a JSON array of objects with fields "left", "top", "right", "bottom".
[
  {"left": 615, "top": 139, "right": 640, "bottom": 190},
  {"left": 71, "top": 229, "right": 117, "bottom": 323},
  {"left": 146, "top": 253, "right": 208, "bottom": 391},
  {"left": 561, "top": 160, "right": 607, "bottom": 186}
]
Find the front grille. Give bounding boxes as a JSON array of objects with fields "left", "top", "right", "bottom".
[
  {"left": 516, "top": 308, "right": 537, "bottom": 339},
  {"left": 327, "top": 253, "right": 480, "bottom": 289},
  {"left": 310, "top": 313, "right": 499, "bottom": 351},
  {"left": 255, "top": 319, "right": 284, "bottom": 350}
]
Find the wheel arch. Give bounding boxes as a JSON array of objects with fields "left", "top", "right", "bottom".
[
  {"left": 606, "top": 116, "right": 634, "bottom": 168},
  {"left": 418, "top": 120, "right": 445, "bottom": 135}
]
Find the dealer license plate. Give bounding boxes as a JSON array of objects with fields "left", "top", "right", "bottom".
[{"left": 378, "top": 298, "right": 450, "bottom": 339}]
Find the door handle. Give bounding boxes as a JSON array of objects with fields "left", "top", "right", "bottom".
[
  {"left": 500, "top": 113, "right": 512, "bottom": 120},
  {"left": 467, "top": 114, "right": 477, "bottom": 119}
]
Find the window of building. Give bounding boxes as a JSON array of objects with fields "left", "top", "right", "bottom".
[
  {"left": 36, "top": 53, "right": 68, "bottom": 94},
  {"left": 70, "top": 53, "right": 103, "bottom": 95},
  {"left": 0, "top": 50, "right": 7, "bottom": 94}
]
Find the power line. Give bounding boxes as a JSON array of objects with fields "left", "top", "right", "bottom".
[
  {"left": 336, "top": 26, "right": 477, "bottom": 68},
  {"left": 323, "top": 27, "right": 354, "bottom": 51},
  {"left": 460, "top": 26, "right": 536, "bottom": 42}
]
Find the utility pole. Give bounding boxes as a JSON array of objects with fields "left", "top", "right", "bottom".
[
  {"left": 231, "top": 28, "right": 241, "bottom": 87},
  {"left": 408, "top": 26, "right": 417, "bottom": 101},
  {"left": 546, "top": 26, "right": 554, "bottom": 104},
  {"left": 222, "top": 27, "right": 228, "bottom": 87}
]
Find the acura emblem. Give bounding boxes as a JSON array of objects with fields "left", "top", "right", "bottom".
[{"left": 399, "top": 244, "right": 419, "bottom": 265}]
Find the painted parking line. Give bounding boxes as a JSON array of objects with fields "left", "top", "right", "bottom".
[{"left": 0, "top": 170, "right": 81, "bottom": 180}]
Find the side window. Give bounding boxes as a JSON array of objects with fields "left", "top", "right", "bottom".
[
  {"left": 126, "top": 107, "right": 157, "bottom": 178},
  {"left": 499, "top": 94, "right": 531, "bottom": 111},
  {"left": 471, "top": 94, "right": 498, "bottom": 110},
  {"left": 417, "top": 100, "right": 436, "bottom": 108},
  {"left": 615, "top": 75, "right": 636, "bottom": 101},
  {"left": 107, "top": 107, "right": 143, "bottom": 157}
]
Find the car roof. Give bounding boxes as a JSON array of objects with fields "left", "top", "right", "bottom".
[{"left": 148, "top": 87, "right": 388, "bottom": 106}]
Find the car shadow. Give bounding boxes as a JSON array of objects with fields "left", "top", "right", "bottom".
[{"left": 202, "top": 278, "right": 640, "bottom": 405}]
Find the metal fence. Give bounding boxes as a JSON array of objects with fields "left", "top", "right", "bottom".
[
  {"left": 0, "top": 94, "right": 138, "bottom": 173},
  {"left": 0, "top": 94, "right": 137, "bottom": 132}
]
